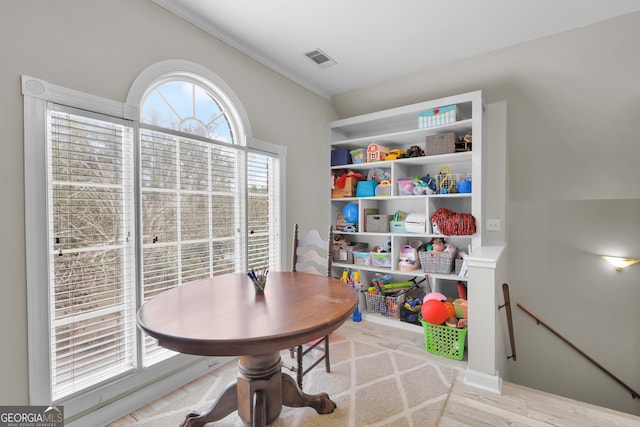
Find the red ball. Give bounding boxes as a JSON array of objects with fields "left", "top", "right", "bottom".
[{"left": 421, "top": 299, "right": 449, "bottom": 325}]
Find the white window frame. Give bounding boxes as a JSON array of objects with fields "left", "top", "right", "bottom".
[{"left": 22, "top": 60, "right": 286, "bottom": 425}]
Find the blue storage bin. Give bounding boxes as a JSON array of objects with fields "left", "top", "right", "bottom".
[
  {"left": 356, "top": 180, "right": 377, "bottom": 197},
  {"left": 331, "top": 149, "right": 351, "bottom": 166}
]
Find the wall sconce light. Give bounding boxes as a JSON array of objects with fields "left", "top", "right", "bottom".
[{"left": 601, "top": 256, "right": 640, "bottom": 271}]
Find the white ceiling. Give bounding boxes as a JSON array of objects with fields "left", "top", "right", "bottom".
[{"left": 153, "top": 0, "right": 640, "bottom": 99}]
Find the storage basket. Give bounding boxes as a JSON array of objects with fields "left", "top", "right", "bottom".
[
  {"left": 434, "top": 173, "right": 461, "bottom": 193},
  {"left": 331, "top": 242, "right": 368, "bottom": 264},
  {"left": 389, "top": 220, "right": 406, "bottom": 233},
  {"left": 370, "top": 252, "right": 392, "bottom": 267},
  {"left": 426, "top": 131, "right": 457, "bottom": 155},
  {"left": 366, "top": 214, "right": 392, "bottom": 232},
  {"left": 421, "top": 319, "right": 467, "bottom": 360},
  {"left": 399, "top": 305, "right": 422, "bottom": 325},
  {"left": 399, "top": 284, "right": 426, "bottom": 325},
  {"left": 419, "top": 249, "right": 456, "bottom": 274},
  {"left": 354, "top": 251, "right": 371, "bottom": 266},
  {"left": 364, "top": 292, "right": 404, "bottom": 319}
]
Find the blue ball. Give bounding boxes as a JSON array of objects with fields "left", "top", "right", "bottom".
[{"left": 342, "top": 203, "right": 359, "bottom": 223}]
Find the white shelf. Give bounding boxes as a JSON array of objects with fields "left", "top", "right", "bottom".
[
  {"left": 330, "top": 119, "right": 473, "bottom": 149},
  {"left": 333, "top": 262, "right": 468, "bottom": 282},
  {"left": 328, "top": 90, "right": 484, "bottom": 311}
]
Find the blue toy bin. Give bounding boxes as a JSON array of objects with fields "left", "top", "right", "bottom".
[
  {"left": 331, "top": 149, "right": 352, "bottom": 166},
  {"left": 356, "top": 180, "right": 377, "bottom": 197}
]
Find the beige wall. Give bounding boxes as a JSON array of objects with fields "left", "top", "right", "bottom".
[
  {"left": 2, "top": 0, "right": 639, "bottom": 417},
  {"left": 333, "top": 13, "right": 640, "bottom": 415},
  {"left": 0, "top": 0, "right": 335, "bottom": 404}
]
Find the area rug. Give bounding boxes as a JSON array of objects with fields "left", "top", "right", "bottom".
[{"left": 109, "top": 320, "right": 460, "bottom": 426}]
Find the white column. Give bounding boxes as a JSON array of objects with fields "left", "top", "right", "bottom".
[{"left": 464, "top": 245, "right": 506, "bottom": 394}]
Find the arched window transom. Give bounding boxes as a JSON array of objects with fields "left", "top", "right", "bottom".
[{"left": 141, "top": 80, "right": 234, "bottom": 143}]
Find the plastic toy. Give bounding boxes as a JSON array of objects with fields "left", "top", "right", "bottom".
[
  {"left": 421, "top": 299, "right": 449, "bottom": 325},
  {"left": 342, "top": 203, "right": 358, "bottom": 223},
  {"left": 385, "top": 148, "right": 406, "bottom": 160},
  {"left": 411, "top": 174, "right": 436, "bottom": 195},
  {"left": 423, "top": 292, "right": 447, "bottom": 302},
  {"left": 399, "top": 145, "right": 425, "bottom": 158},
  {"left": 342, "top": 224, "right": 356, "bottom": 232},
  {"left": 367, "top": 143, "right": 389, "bottom": 162},
  {"left": 443, "top": 300, "right": 456, "bottom": 317},
  {"left": 398, "top": 244, "right": 420, "bottom": 271},
  {"left": 404, "top": 297, "right": 422, "bottom": 311},
  {"left": 374, "top": 180, "right": 392, "bottom": 196},
  {"left": 453, "top": 298, "right": 468, "bottom": 319},
  {"left": 367, "top": 168, "right": 391, "bottom": 183}
]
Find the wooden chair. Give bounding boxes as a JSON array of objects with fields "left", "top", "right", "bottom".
[{"left": 288, "top": 223, "right": 333, "bottom": 388}]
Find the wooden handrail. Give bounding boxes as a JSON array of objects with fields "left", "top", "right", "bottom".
[
  {"left": 498, "top": 283, "right": 516, "bottom": 361},
  {"left": 517, "top": 302, "right": 639, "bottom": 399}
]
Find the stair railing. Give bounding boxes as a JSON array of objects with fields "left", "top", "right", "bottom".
[
  {"left": 498, "top": 283, "right": 517, "bottom": 361},
  {"left": 517, "top": 302, "right": 639, "bottom": 399}
]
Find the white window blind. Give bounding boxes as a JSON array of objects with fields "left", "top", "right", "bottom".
[
  {"left": 47, "top": 106, "right": 136, "bottom": 400},
  {"left": 140, "top": 128, "right": 247, "bottom": 364},
  {"left": 24, "top": 72, "right": 284, "bottom": 419},
  {"left": 247, "top": 151, "right": 280, "bottom": 271}
]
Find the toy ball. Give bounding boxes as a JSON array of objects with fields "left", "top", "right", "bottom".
[
  {"left": 342, "top": 203, "right": 359, "bottom": 223},
  {"left": 421, "top": 299, "right": 450, "bottom": 325},
  {"left": 443, "top": 301, "right": 456, "bottom": 318},
  {"left": 423, "top": 292, "right": 447, "bottom": 303}
]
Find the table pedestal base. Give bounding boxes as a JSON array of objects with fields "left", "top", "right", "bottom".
[{"left": 180, "top": 352, "right": 336, "bottom": 427}]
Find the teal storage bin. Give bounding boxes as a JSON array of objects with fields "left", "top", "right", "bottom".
[
  {"left": 356, "top": 180, "right": 377, "bottom": 197},
  {"left": 390, "top": 221, "right": 406, "bottom": 233}
]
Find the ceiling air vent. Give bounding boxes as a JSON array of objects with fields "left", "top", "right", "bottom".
[{"left": 304, "top": 48, "right": 336, "bottom": 68}]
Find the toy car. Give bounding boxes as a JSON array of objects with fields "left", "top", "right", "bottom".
[
  {"left": 385, "top": 149, "right": 406, "bottom": 160},
  {"left": 342, "top": 224, "right": 357, "bottom": 232}
]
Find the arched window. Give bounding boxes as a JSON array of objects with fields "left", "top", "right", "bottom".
[
  {"left": 137, "top": 75, "right": 276, "bottom": 364},
  {"left": 22, "top": 61, "right": 283, "bottom": 422},
  {"left": 141, "top": 79, "right": 236, "bottom": 142}
]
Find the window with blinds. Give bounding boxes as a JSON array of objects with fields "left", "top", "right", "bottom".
[
  {"left": 28, "top": 72, "right": 282, "bottom": 407},
  {"left": 139, "top": 128, "right": 248, "bottom": 364},
  {"left": 48, "top": 107, "right": 136, "bottom": 400},
  {"left": 248, "top": 151, "right": 280, "bottom": 270}
]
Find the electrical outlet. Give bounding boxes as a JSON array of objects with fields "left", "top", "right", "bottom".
[{"left": 487, "top": 219, "right": 501, "bottom": 231}]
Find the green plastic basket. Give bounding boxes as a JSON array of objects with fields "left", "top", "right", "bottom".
[{"left": 421, "top": 319, "right": 467, "bottom": 360}]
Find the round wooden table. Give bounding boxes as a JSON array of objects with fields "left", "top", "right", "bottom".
[{"left": 137, "top": 272, "right": 358, "bottom": 427}]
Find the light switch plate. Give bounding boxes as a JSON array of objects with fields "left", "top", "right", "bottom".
[{"left": 487, "top": 219, "right": 501, "bottom": 231}]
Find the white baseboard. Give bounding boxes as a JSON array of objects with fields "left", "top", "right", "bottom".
[{"left": 464, "top": 368, "right": 502, "bottom": 394}]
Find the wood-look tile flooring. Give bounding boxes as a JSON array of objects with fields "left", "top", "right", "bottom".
[{"left": 111, "top": 319, "right": 640, "bottom": 426}]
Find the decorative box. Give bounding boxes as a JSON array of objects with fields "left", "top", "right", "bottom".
[
  {"left": 418, "top": 105, "right": 458, "bottom": 128},
  {"left": 426, "top": 132, "right": 457, "bottom": 156},
  {"left": 331, "top": 176, "right": 357, "bottom": 198},
  {"left": 331, "top": 148, "right": 351, "bottom": 166}
]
